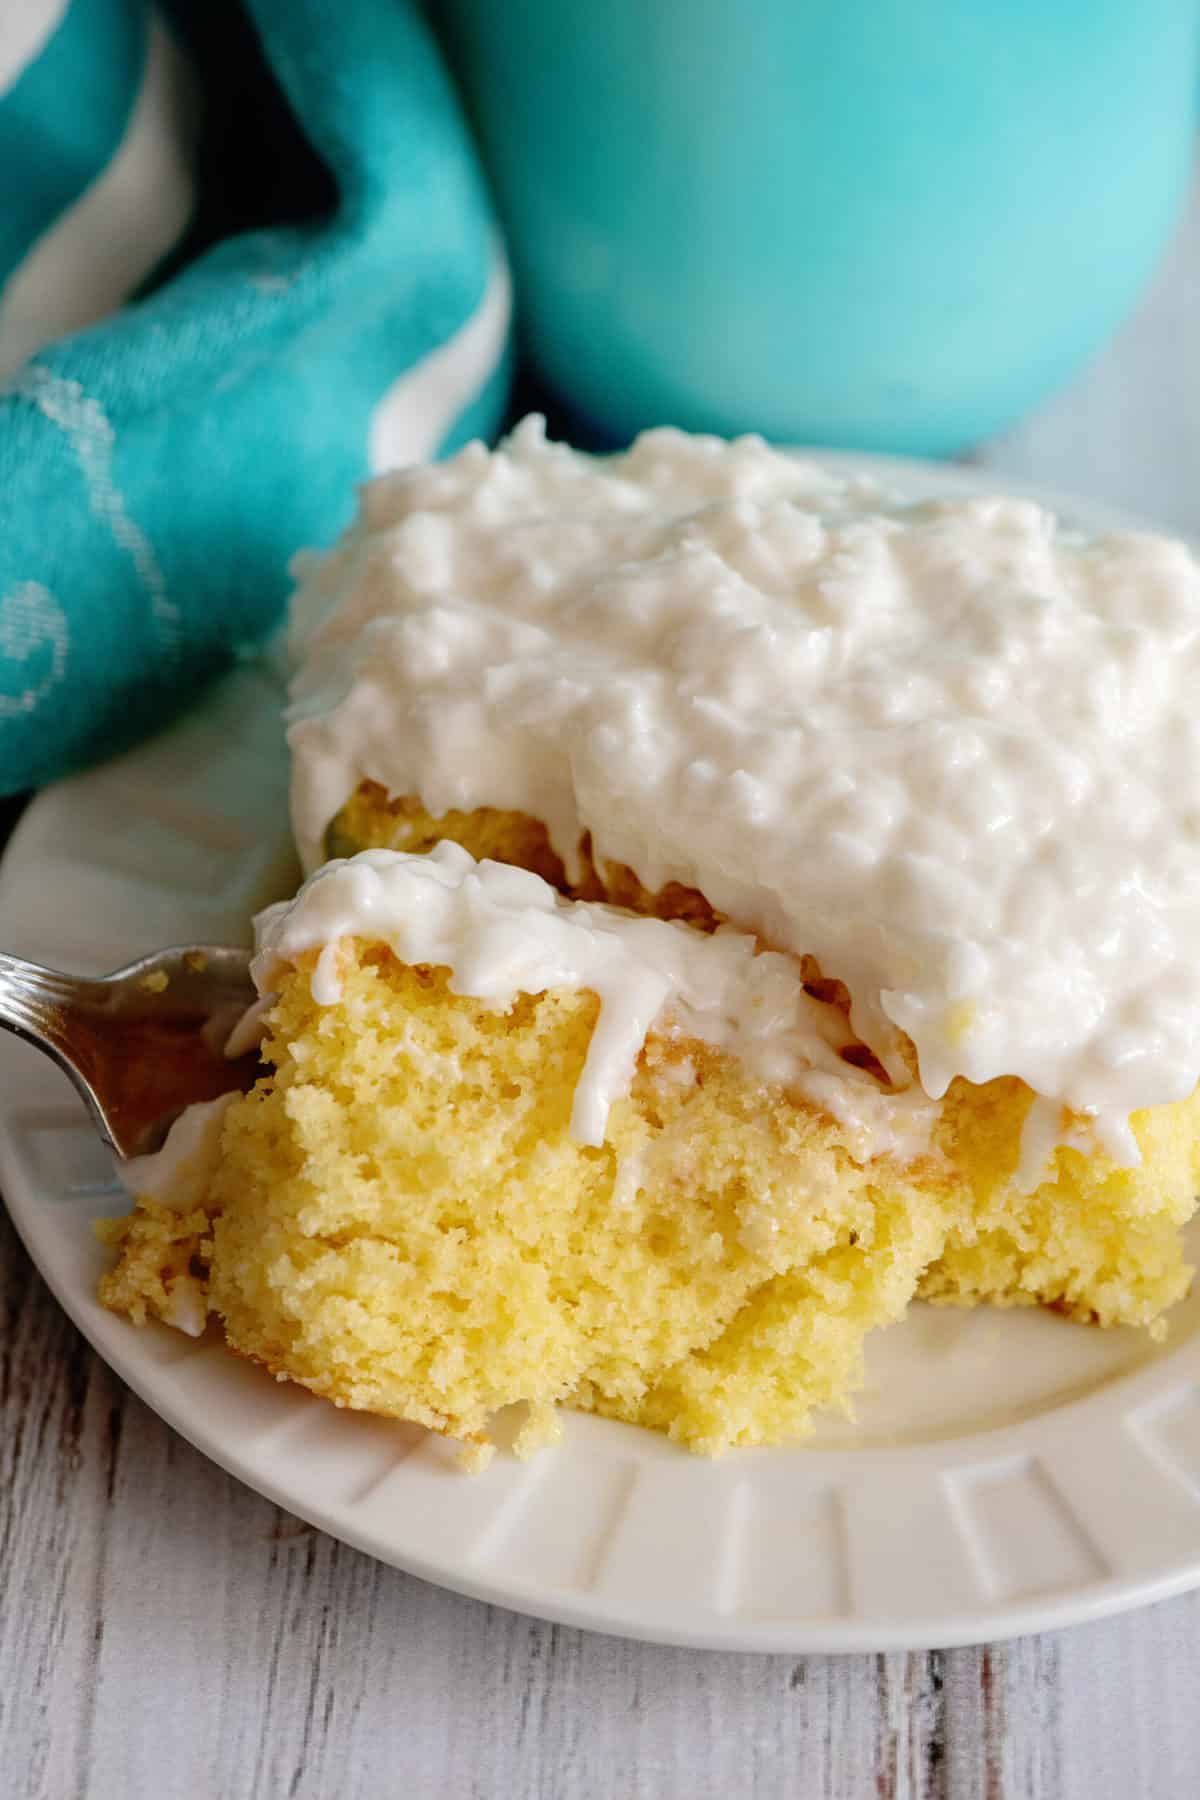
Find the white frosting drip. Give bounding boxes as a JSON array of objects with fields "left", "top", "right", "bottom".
[
  {"left": 288, "top": 418, "right": 1200, "bottom": 1166},
  {"left": 252, "top": 842, "right": 936, "bottom": 1158},
  {"left": 161, "top": 1276, "right": 208, "bottom": 1338},
  {"left": 121, "top": 1093, "right": 237, "bottom": 1210}
]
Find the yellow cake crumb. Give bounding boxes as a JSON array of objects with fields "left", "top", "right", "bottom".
[{"left": 97, "top": 1203, "right": 212, "bottom": 1327}]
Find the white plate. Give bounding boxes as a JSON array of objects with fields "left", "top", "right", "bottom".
[{"left": 5, "top": 455, "right": 1200, "bottom": 1653}]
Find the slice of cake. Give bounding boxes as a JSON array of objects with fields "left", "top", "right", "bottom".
[
  {"left": 102, "top": 420, "right": 1200, "bottom": 1458},
  {"left": 100, "top": 844, "right": 953, "bottom": 1458}
]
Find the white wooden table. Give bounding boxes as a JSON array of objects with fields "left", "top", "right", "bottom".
[{"left": 2, "top": 176, "right": 1198, "bottom": 1800}]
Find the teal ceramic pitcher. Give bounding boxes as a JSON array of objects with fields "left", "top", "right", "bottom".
[{"left": 440, "top": 0, "right": 1199, "bottom": 454}]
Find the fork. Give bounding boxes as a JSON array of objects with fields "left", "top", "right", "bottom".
[{"left": 0, "top": 947, "right": 261, "bottom": 1159}]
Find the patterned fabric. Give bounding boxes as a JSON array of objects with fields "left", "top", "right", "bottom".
[{"left": 0, "top": 0, "right": 510, "bottom": 793}]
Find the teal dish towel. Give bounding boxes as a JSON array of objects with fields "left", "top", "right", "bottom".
[{"left": 0, "top": 0, "right": 511, "bottom": 794}]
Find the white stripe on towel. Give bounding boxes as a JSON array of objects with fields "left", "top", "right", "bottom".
[
  {"left": 368, "top": 240, "right": 512, "bottom": 474},
  {"left": 0, "top": 0, "right": 68, "bottom": 98},
  {"left": 0, "top": 18, "right": 197, "bottom": 379}
]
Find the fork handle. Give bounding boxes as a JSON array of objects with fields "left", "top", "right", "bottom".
[
  {"left": 0, "top": 952, "right": 115, "bottom": 1144},
  {"left": 0, "top": 951, "right": 81, "bottom": 1053}
]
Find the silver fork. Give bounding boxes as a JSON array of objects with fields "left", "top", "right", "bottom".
[{"left": 0, "top": 947, "right": 261, "bottom": 1159}]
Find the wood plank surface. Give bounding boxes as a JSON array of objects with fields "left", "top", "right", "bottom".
[{"left": 2, "top": 174, "right": 1197, "bottom": 1800}]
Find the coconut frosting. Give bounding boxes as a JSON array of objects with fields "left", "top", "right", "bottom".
[{"left": 287, "top": 418, "right": 1200, "bottom": 1170}]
